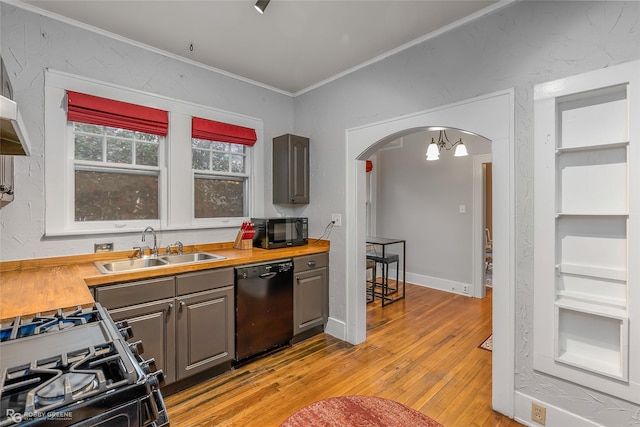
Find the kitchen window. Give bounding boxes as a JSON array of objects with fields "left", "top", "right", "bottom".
[
  {"left": 44, "top": 69, "right": 264, "bottom": 236},
  {"left": 73, "top": 123, "right": 162, "bottom": 222},
  {"left": 191, "top": 117, "right": 256, "bottom": 220}
]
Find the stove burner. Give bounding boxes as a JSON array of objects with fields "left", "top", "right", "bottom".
[
  {"left": 35, "top": 372, "right": 98, "bottom": 406},
  {"left": 0, "top": 306, "right": 101, "bottom": 342}
]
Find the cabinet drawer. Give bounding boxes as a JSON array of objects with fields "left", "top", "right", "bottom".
[
  {"left": 294, "top": 253, "right": 328, "bottom": 272},
  {"left": 176, "top": 267, "right": 234, "bottom": 296},
  {"left": 95, "top": 277, "right": 175, "bottom": 309}
]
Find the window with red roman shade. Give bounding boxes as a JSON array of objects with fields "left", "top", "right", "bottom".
[
  {"left": 192, "top": 117, "right": 257, "bottom": 146},
  {"left": 67, "top": 91, "right": 169, "bottom": 136}
]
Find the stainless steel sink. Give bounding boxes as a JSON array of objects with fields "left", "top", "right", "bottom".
[
  {"left": 95, "top": 257, "right": 169, "bottom": 274},
  {"left": 94, "top": 252, "right": 225, "bottom": 274},
  {"left": 160, "top": 252, "right": 225, "bottom": 264}
]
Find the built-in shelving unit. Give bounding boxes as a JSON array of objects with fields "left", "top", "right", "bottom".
[{"left": 534, "top": 61, "right": 639, "bottom": 402}]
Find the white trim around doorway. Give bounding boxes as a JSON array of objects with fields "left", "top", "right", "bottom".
[{"left": 343, "top": 89, "right": 515, "bottom": 417}]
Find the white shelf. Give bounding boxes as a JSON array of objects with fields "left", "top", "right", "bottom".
[
  {"left": 556, "top": 263, "right": 626, "bottom": 281},
  {"left": 554, "top": 302, "right": 628, "bottom": 381},
  {"left": 556, "top": 352, "right": 625, "bottom": 381},
  {"left": 556, "top": 141, "right": 628, "bottom": 154},
  {"left": 555, "top": 212, "right": 628, "bottom": 218},
  {"left": 555, "top": 297, "right": 627, "bottom": 319}
]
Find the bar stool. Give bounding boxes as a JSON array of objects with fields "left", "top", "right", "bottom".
[
  {"left": 366, "top": 258, "right": 376, "bottom": 303},
  {"left": 366, "top": 251, "right": 400, "bottom": 306}
]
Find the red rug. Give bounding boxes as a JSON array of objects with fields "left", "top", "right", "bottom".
[{"left": 280, "top": 395, "right": 443, "bottom": 427}]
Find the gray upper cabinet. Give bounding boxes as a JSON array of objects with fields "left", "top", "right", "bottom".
[{"left": 273, "top": 134, "right": 309, "bottom": 204}]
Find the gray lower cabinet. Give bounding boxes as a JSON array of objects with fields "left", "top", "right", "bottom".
[
  {"left": 95, "top": 267, "right": 234, "bottom": 386},
  {"left": 108, "top": 297, "right": 176, "bottom": 384},
  {"left": 293, "top": 253, "right": 329, "bottom": 336},
  {"left": 175, "top": 270, "right": 234, "bottom": 381}
]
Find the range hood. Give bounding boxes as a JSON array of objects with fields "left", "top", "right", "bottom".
[{"left": 1, "top": 57, "right": 31, "bottom": 156}]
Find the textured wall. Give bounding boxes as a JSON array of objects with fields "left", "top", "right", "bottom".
[
  {"left": 2, "top": 1, "right": 640, "bottom": 424},
  {"left": 0, "top": 3, "right": 294, "bottom": 260},
  {"left": 292, "top": 1, "right": 640, "bottom": 424}
]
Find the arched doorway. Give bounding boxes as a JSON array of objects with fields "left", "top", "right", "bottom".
[{"left": 344, "top": 89, "right": 515, "bottom": 416}]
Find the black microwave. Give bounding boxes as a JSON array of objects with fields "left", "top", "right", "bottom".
[{"left": 251, "top": 217, "right": 308, "bottom": 249}]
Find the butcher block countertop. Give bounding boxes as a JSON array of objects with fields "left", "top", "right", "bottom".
[{"left": 0, "top": 240, "right": 329, "bottom": 322}]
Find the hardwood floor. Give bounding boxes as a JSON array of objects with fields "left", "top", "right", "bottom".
[{"left": 164, "top": 284, "right": 524, "bottom": 426}]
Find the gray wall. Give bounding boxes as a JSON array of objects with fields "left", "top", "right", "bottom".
[
  {"left": 373, "top": 131, "right": 490, "bottom": 286},
  {"left": 2, "top": 1, "right": 640, "bottom": 424},
  {"left": 293, "top": 1, "right": 640, "bottom": 424},
  {"left": 0, "top": 3, "right": 294, "bottom": 259}
]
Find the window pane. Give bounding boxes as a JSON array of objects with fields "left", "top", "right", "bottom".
[
  {"left": 192, "top": 149, "right": 209, "bottom": 170},
  {"left": 230, "top": 154, "right": 244, "bottom": 173},
  {"left": 105, "top": 126, "right": 134, "bottom": 139},
  {"left": 75, "top": 134, "right": 103, "bottom": 161},
  {"left": 135, "top": 132, "right": 159, "bottom": 143},
  {"left": 136, "top": 142, "right": 159, "bottom": 166},
  {"left": 75, "top": 169, "right": 158, "bottom": 221},
  {"left": 107, "top": 138, "right": 133, "bottom": 164},
  {"left": 230, "top": 144, "right": 245, "bottom": 154},
  {"left": 209, "top": 141, "right": 227, "bottom": 152},
  {"left": 192, "top": 139, "right": 211, "bottom": 150},
  {"left": 194, "top": 177, "right": 245, "bottom": 218},
  {"left": 75, "top": 123, "right": 103, "bottom": 134},
  {"left": 210, "top": 152, "right": 229, "bottom": 172}
]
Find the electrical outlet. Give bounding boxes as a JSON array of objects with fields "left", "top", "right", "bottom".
[
  {"left": 94, "top": 242, "right": 114, "bottom": 253},
  {"left": 531, "top": 403, "right": 546, "bottom": 425},
  {"left": 331, "top": 213, "right": 342, "bottom": 227},
  {"left": 463, "top": 285, "right": 469, "bottom": 294}
]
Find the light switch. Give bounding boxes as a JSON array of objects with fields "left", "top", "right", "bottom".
[{"left": 459, "top": 204, "right": 466, "bottom": 214}]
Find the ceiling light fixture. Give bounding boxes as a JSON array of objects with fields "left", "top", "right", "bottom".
[
  {"left": 425, "top": 130, "right": 468, "bottom": 161},
  {"left": 254, "top": 0, "right": 270, "bottom": 14}
]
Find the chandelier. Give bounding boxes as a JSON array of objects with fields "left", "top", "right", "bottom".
[{"left": 425, "top": 130, "right": 468, "bottom": 161}]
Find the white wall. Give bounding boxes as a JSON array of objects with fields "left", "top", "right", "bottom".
[
  {"left": 373, "top": 130, "right": 490, "bottom": 289},
  {"left": 292, "top": 1, "right": 640, "bottom": 425},
  {"left": 0, "top": 3, "right": 295, "bottom": 260}
]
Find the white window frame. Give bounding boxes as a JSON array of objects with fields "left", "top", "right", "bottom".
[
  {"left": 44, "top": 69, "right": 264, "bottom": 236},
  {"left": 191, "top": 138, "right": 252, "bottom": 224}
]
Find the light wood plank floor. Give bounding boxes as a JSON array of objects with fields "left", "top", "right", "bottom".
[{"left": 165, "top": 284, "right": 524, "bottom": 426}]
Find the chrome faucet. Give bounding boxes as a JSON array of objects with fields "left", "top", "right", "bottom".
[
  {"left": 141, "top": 226, "right": 158, "bottom": 257},
  {"left": 166, "top": 241, "right": 184, "bottom": 255}
]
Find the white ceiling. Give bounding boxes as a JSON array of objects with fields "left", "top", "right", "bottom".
[{"left": 21, "top": 0, "right": 499, "bottom": 94}]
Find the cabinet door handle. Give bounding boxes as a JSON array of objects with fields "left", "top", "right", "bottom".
[
  {"left": 179, "top": 301, "right": 185, "bottom": 308},
  {"left": 307, "top": 260, "right": 316, "bottom": 268},
  {"left": 167, "top": 303, "right": 174, "bottom": 311},
  {"left": 296, "top": 276, "right": 300, "bottom": 281}
]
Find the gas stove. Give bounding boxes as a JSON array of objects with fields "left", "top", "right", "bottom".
[{"left": 0, "top": 304, "right": 168, "bottom": 426}]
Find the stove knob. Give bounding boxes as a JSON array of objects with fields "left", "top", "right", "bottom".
[
  {"left": 115, "top": 320, "right": 129, "bottom": 329},
  {"left": 128, "top": 340, "right": 144, "bottom": 356},
  {"left": 119, "top": 325, "right": 134, "bottom": 340},
  {"left": 140, "top": 358, "right": 157, "bottom": 374},
  {"left": 148, "top": 370, "right": 165, "bottom": 389}
]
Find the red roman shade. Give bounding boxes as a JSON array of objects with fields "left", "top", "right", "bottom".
[
  {"left": 192, "top": 117, "right": 257, "bottom": 146},
  {"left": 67, "top": 91, "right": 169, "bottom": 136}
]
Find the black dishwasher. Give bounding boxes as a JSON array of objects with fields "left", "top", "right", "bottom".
[{"left": 235, "top": 259, "right": 294, "bottom": 362}]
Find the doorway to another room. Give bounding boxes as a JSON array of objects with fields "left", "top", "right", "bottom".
[{"left": 344, "top": 89, "right": 515, "bottom": 417}]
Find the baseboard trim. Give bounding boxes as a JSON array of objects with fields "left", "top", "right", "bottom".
[
  {"left": 514, "top": 392, "right": 605, "bottom": 427},
  {"left": 325, "top": 316, "right": 346, "bottom": 340},
  {"left": 389, "top": 270, "right": 472, "bottom": 296}
]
